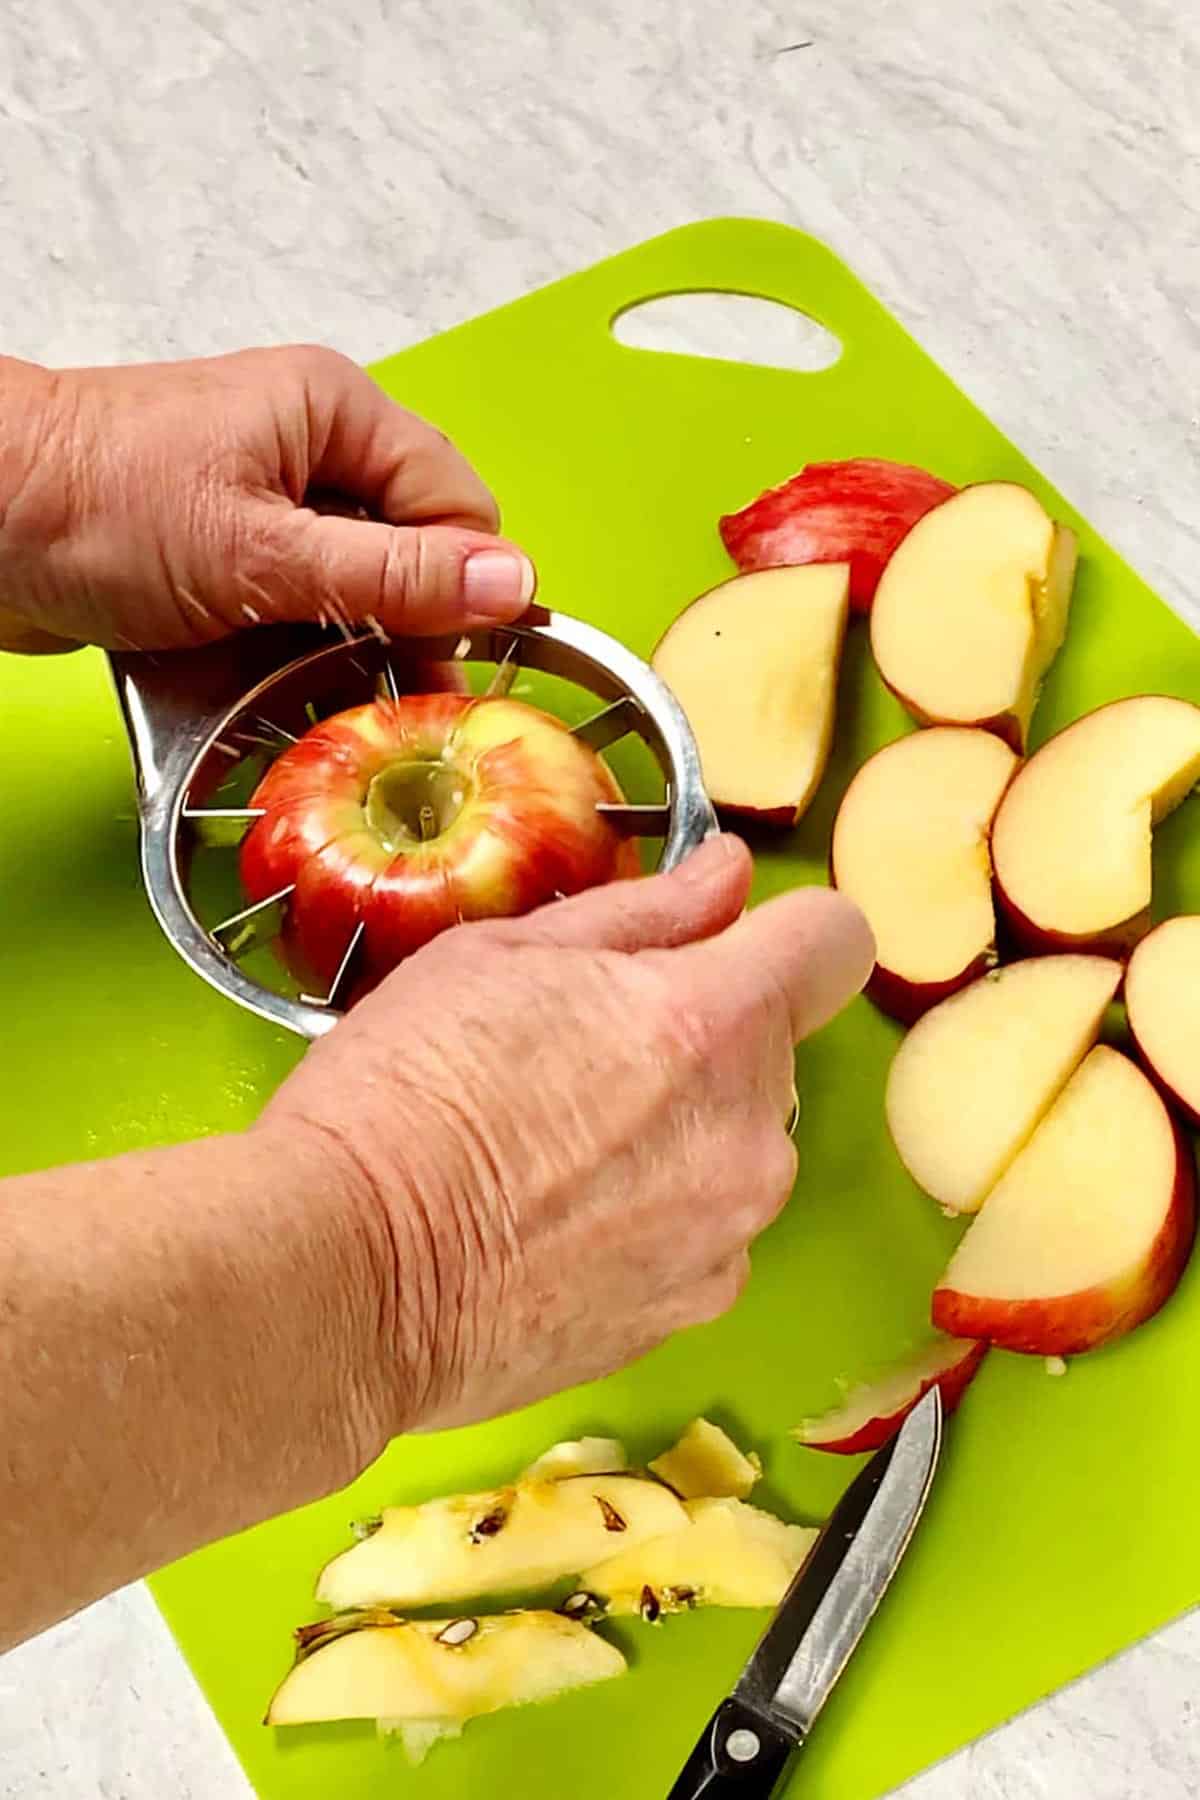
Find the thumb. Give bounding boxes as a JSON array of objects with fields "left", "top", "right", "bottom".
[
  {"left": 479, "top": 833, "right": 753, "bottom": 954},
  {"left": 682, "top": 884, "right": 875, "bottom": 1043},
  {"left": 259, "top": 506, "right": 536, "bottom": 637}
]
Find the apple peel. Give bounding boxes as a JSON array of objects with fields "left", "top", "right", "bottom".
[
  {"left": 793, "top": 1336, "right": 987, "bottom": 1455},
  {"left": 933, "top": 1046, "right": 1196, "bottom": 1356},
  {"left": 719, "top": 457, "right": 956, "bottom": 612}
]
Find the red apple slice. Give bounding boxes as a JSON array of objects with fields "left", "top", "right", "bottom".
[
  {"left": 933, "top": 1046, "right": 1196, "bottom": 1355},
  {"left": 991, "top": 696, "right": 1200, "bottom": 957},
  {"left": 885, "top": 955, "right": 1123, "bottom": 1215},
  {"left": 794, "top": 1336, "right": 987, "bottom": 1455},
  {"left": 718, "top": 458, "right": 956, "bottom": 612},
  {"left": 831, "top": 727, "right": 1018, "bottom": 1023},
  {"left": 651, "top": 564, "right": 850, "bottom": 826},
  {"left": 869, "top": 483, "right": 1077, "bottom": 753},
  {"left": 1126, "top": 916, "right": 1200, "bottom": 1127}
]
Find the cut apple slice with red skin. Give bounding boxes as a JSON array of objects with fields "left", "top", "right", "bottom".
[
  {"left": 794, "top": 1336, "right": 987, "bottom": 1456},
  {"left": 719, "top": 458, "right": 956, "bottom": 613},
  {"left": 885, "top": 954, "right": 1123, "bottom": 1216},
  {"left": 991, "top": 695, "right": 1200, "bottom": 958},
  {"left": 651, "top": 564, "right": 850, "bottom": 827},
  {"left": 831, "top": 727, "right": 1018, "bottom": 1024},
  {"left": 241, "top": 693, "right": 638, "bottom": 994},
  {"left": 933, "top": 1046, "right": 1196, "bottom": 1356},
  {"left": 870, "top": 483, "right": 1077, "bottom": 754},
  {"left": 1126, "top": 916, "right": 1200, "bottom": 1128}
]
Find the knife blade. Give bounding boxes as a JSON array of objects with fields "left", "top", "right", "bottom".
[{"left": 665, "top": 1385, "right": 943, "bottom": 1798}]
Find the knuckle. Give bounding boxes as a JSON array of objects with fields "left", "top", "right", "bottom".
[
  {"left": 287, "top": 341, "right": 355, "bottom": 380},
  {"left": 741, "top": 1131, "right": 798, "bottom": 1233},
  {"left": 692, "top": 1256, "right": 750, "bottom": 1325},
  {"left": 651, "top": 983, "right": 713, "bottom": 1071}
]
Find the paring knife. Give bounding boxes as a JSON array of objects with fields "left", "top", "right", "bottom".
[{"left": 666, "top": 1385, "right": 943, "bottom": 1797}]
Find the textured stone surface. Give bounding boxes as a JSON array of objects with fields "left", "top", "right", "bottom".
[{"left": 2, "top": 0, "right": 1199, "bottom": 1794}]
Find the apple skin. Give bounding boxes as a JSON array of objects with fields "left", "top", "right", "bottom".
[
  {"left": 865, "top": 951, "right": 996, "bottom": 1029},
  {"left": 719, "top": 457, "right": 956, "bottom": 612},
  {"left": 716, "top": 798, "right": 806, "bottom": 831},
  {"left": 795, "top": 1339, "right": 987, "bottom": 1456},
  {"left": 932, "top": 1118, "right": 1197, "bottom": 1356},
  {"left": 1127, "top": 1028, "right": 1200, "bottom": 1132},
  {"left": 241, "top": 692, "right": 639, "bottom": 995},
  {"left": 992, "top": 879, "right": 1150, "bottom": 961}
]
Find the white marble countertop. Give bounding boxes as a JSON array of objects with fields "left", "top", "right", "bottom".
[{"left": 2, "top": 1, "right": 1199, "bottom": 1794}]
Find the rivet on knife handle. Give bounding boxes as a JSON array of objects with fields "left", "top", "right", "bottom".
[{"left": 665, "top": 1697, "right": 796, "bottom": 1799}]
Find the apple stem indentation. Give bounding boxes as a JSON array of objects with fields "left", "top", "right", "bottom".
[{"left": 364, "top": 760, "right": 470, "bottom": 852}]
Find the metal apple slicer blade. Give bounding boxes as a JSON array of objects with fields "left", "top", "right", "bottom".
[{"left": 107, "top": 610, "right": 717, "bottom": 1041}]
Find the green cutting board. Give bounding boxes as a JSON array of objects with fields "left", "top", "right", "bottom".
[{"left": 5, "top": 218, "right": 1200, "bottom": 1798}]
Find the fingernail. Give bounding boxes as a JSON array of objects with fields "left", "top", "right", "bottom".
[{"left": 463, "top": 550, "right": 536, "bottom": 619}]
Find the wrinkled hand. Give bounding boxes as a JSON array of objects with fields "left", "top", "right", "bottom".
[
  {"left": 260, "top": 835, "right": 874, "bottom": 1436},
  {"left": 0, "top": 346, "right": 533, "bottom": 653}
]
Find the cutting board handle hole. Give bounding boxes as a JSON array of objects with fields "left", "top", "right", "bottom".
[{"left": 610, "top": 290, "right": 842, "bottom": 373}]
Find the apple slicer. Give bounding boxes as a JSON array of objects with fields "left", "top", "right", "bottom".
[{"left": 108, "top": 611, "right": 717, "bottom": 1042}]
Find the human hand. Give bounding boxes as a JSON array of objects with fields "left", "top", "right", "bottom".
[
  {"left": 0, "top": 346, "right": 533, "bottom": 654},
  {"left": 259, "top": 835, "right": 874, "bottom": 1437}
]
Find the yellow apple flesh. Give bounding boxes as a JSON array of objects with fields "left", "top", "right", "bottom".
[
  {"left": 885, "top": 955, "right": 1122, "bottom": 1214},
  {"left": 832, "top": 726, "right": 1018, "bottom": 1022},
  {"left": 1126, "top": 915, "right": 1200, "bottom": 1127},
  {"left": 652, "top": 564, "right": 850, "bottom": 825},
  {"left": 870, "top": 482, "right": 1076, "bottom": 753},
  {"left": 991, "top": 695, "right": 1200, "bottom": 956},
  {"left": 933, "top": 1046, "right": 1196, "bottom": 1354}
]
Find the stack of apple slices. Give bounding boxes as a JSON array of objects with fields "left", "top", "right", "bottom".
[
  {"left": 799, "top": 945, "right": 1200, "bottom": 1452},
  {"left": 657, "top": 462, "right": 1077, "bottom": 852},
  {"left": 266, "top": 1420, "right": 817, "bottom": 1763},
  {"left": 701, "top": 456, "right": 1200, "bottom": 1448},
  {"left": 888, "top": 955, "right": 1196, "bottom": 1355}
]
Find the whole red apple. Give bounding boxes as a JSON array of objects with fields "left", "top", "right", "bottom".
[{"left": 240, "top": 692, "right": 640, "bottom": 996}]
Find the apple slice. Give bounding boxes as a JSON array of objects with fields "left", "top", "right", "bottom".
[
  {"left": 718, "top": 457, "right": 956, "bottom": 611},
  {"left": 831, "top": 727, "right": 1018, "bottom": 1022},
  {"left": 1126, "top": 916, "right": 1200, "bottom": 1126},
  {"left": 580, "top": 1497, "right": 817, "bottom": 1618},
  {"left": 521, "top": 1437, "right": 628, "bottom": 1481},
  {"left": 647, "top": 1418, "right": 761, "bottom": 1500},
  {"left": 991, "top": 696, "right": 1200, "bottom": 956},
  {"left": 885, "top": 954, "right": 1122, "bottom": 1214},
  {"left": 869, "top": 482, "right": 1077, "bottom": 752},
  {"left": 933, "top": 1046, "right": 1196, "bottom": 1355},
  {"left": 793, "top": 1336, "right": 987, "bottom": 1455},
  {"left": 316, "top": 1471, "right": 686, "bottom": 1611},
  {"left": 651, "top": 564, "right": 849, "bottom": 825},
  {"left": 266, "top": 1609, "right": 625, "bottom": 1761}
]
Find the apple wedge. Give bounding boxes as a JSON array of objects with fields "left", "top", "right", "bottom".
[
  {"left": 316, "top": 1471, "right": 686, "bottom": 1611},
  {"left": 991, "top": 696, "right": 1200, "bottom": 956},
  {"left": 870, "top": 482, "right": 1077, "bottom": 752},
  {"left": 933, "top": 1046, "right": 1196, "bottom": 1355},
  {"left": 651, "top": 564, "right": 849, "bottom": 825},
  {"left": 580, "top": 1497, "right": 816, "bottom": 1619},
  {"left": 266, "top": 1609, "right": 625, "bottom": 1762},
  {"left": 831, "top": 727, "right": 1018, "bottom": 1022},
  {"left": 718, "top": 457, "right": 956, "bottom": 612},
  {"left": 1126, "top": 916, "right": 1200, "bottom": 1127},
  {"left": 885, "top": 955, "right": 1122, "bottom": 1214},
  {"left": 521, "top": 1437, "right": 628, "bottom": 1481},
  {"left": 647, "top": 1418, "right": 762, "bottom": 1501},
  {"left": 793, "top": 1336, "right": 987, "bottom": 1455}
]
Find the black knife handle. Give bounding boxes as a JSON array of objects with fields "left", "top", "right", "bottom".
[{"left": 665, "top": 1697, "right": 799, "bottom": 1799}]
